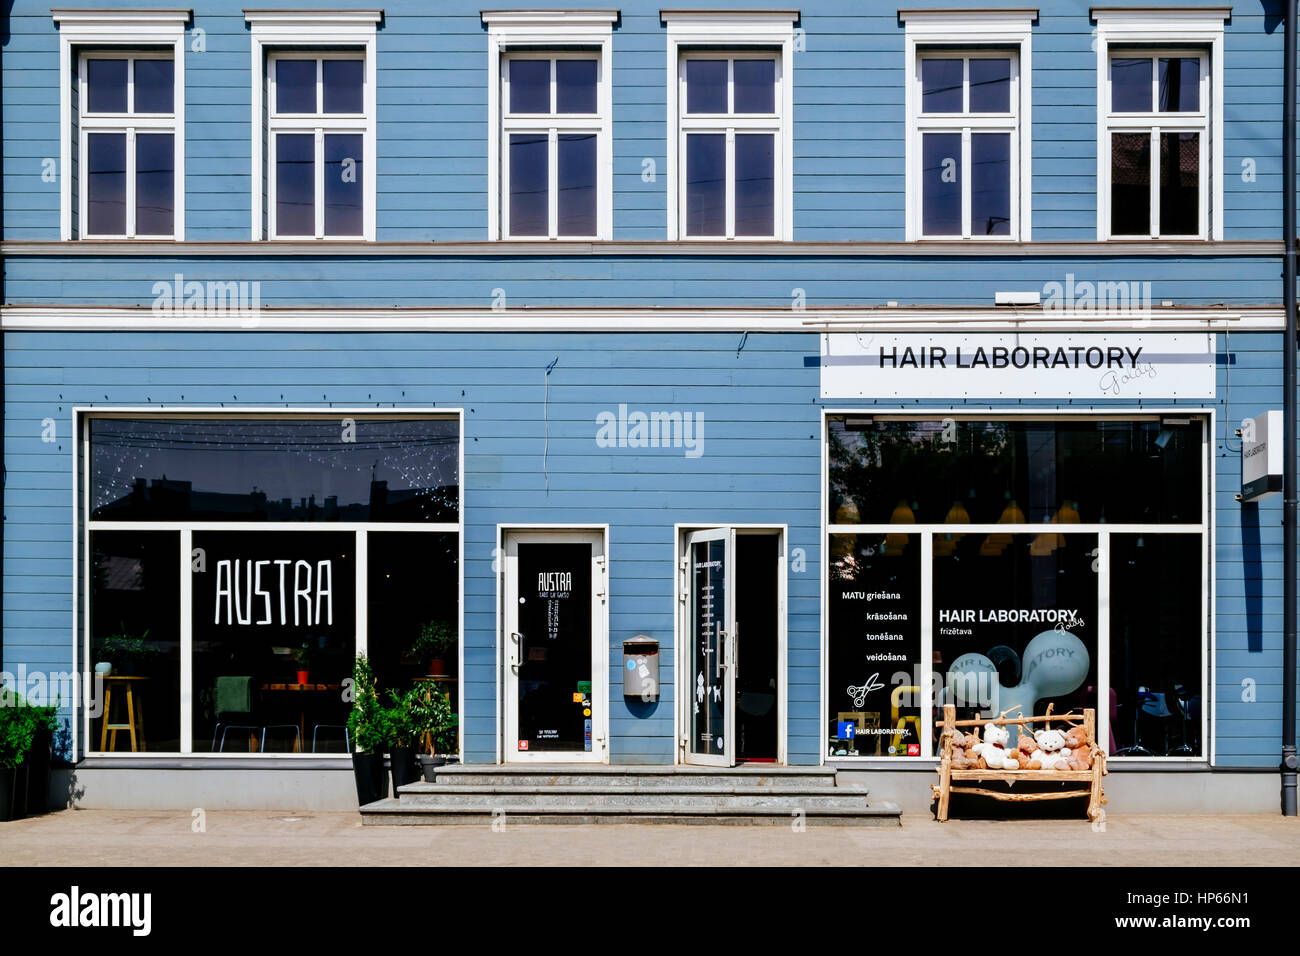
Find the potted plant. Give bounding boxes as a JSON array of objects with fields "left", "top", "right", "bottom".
[
  {"left": 408, "top": 620, "right": 455, "bottom": 676},
  {"left": 407, "top": 683, "right": 455, "bottom": 782},
  {"left": 0, "top": 688, "right": 37, "bottom": 822},
  {"left": 346, "top": 654, "right": 391, "bottom": 807},
  {"left": 24, "top": 699, "right": 58, "bottom": 816},
  {"left": 97, "top": 626, "right": 158, "bottom": 677},
  {"left": 295, "top": 642, "right": 313, "bottom": 686},
  {"left": 383, "top": 688, "right": 422, "bottom": 795}
]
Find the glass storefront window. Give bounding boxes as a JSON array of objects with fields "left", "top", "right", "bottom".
[
  {"left": 90, "top": 417, "right": 459, "bottom": 522},
  {"left": 826, "top": 415, "right": 1206, "bottom": 760}
]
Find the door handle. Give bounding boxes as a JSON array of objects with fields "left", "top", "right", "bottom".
[
  {"left": 509, "top": 631, "right": 523, "bottom": 672},
  {"left": 717, "top": 629, "right": 729, "bottom": 675}
]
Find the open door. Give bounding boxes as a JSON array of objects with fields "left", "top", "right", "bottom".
[{"left": 683, "top": 528, "right": 735, "bottom": 766}]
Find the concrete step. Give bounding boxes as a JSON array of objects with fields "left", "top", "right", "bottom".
[
  {"left": 427, "top": 764, "right": 842, "bottom": 789},
  {"left": 389, "top": 784, "right": 872, "bottom": 811},
  {"left": 360, "top": 798, "right": 902, "bottom": 827}
]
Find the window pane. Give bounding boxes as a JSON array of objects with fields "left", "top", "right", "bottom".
[
  {"left": 86, "top": 58, "right": 128, "bottom": 113},
  {"left": 1110, "top": 57, "right": 1152, "bottom": 112},
  {"left": 556, "top": 59, "right": 597, "bottom": 114},
  {"left": 324, "top": 133, "right": 363, "bottom": 236},
  {"left": 685, "top": 133, "right": 725, "bottom": 236},
  {"left": 733, "top": 59, "right": 775, "bottom": 113},
  {"left": 1109, "top": 535, "right": 1203, "bottom": 757},
  {"left": 1160, "top": 131, "right": 1199, "bottom": 235},
  {"left": 1159, "top": 57, "right": 1200, "bottom": 112},
  {"left": 971, "top": 132, "right": 1011, "bottom": 236},
  {"left": 133, "top": 59, "right": 174, "bottom": 114},
  {"left": 1111, "top": 132, "right": 1152, "bottom": 235},
  {"left": 921, "top": 58, "right": 963, "bottom": 113},
  {"left": 686, "top": 59, "right": 728, "bottom": 113},
  {"left": 509, "top": 59, "right": 551, "bottom": 114},
  {"left": 933, "top": 533, "right": 1098, "bottom": 735},
  {"left": 276, "top": 59, "right": 318, "bottom": 113},
  {"left": 734, "top": 133, "right": 775, "bottom": 236},
  {"left": 191, "top": 530, "right": 355, "bottom": 753},
  {"left": 827, "top": 533, "right": 921, "bottom": 757},
  {"left": 89, "top": 418, "right": 461, "bottom": 523},
  {"left": 827, "top": 418, "right": 1202, "bottom": 526},
  {"left": 367, "top": 532, "right": 460, "bottom": 754},
  {"left": 557, "top": 133, "right": 597, "bottom": 236},
  {"left": 275, "top": 133, "right": 315, "bottom": 236},
  {"left": 509, "top": 132, "right": 549, "bottom": 235},
  {"left": 87, "top": 132, "right": 127, "bottom": 236},
  {"left": 322, "top": 59, "right": 364, "bottom": 114},
  {"left": 968, "top": 58, "right": 1011, "bottom": 113},
  {"left": 135, "top": 133, "right": 174, "bottom": 236},
  {"left": 921, "top": 132, "right": 961, "bottom": 235},
  {"left": 90, "top": 531, "right": 181, "bottom": 753}
]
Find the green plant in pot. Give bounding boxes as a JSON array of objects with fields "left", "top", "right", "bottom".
[
  {"left": 345, "top": 654, "right": 391, "bottom": 808},
  {"left": 406, "top": 683, "right": 455, "bottom": 781},
  {"left": 295, "top": 642, "right": 314, "bottom": 685},
  {"left": 0, "top": 686, "right": 38, "bottom": 822},
  {"left": 95, "top": 625, "right": 159, "bottom": 677},
  {"left": 381, "top": 687, "right": 426, "bottom": 795},
  {"left": 408, "top": 620, "right": 455, "bottom": 676}
]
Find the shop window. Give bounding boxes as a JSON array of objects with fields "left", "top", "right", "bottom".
[
  {"left": 825, "top": 415, "right": 1207, "bottom": 760},
  {"left": 82, "top": 413, "right": 461, "bottom": 757}
]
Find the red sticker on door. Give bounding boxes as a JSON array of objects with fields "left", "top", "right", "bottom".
[{"left": 518, "top": 740, "right": 529, "bottom": 751}]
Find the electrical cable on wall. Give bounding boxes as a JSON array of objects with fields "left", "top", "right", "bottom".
[{"left": 543, "top": 356, "right": 559, "bottom": 494}]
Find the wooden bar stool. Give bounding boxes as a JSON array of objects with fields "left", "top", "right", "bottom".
[{"left": 100, "top": 676, "right": 149, "bottom": 752}]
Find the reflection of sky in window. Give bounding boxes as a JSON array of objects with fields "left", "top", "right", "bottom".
[{"left": 90, "top": 418, "right": 458, "bottom": 517}]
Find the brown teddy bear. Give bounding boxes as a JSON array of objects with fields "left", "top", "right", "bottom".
[
  {"left": 1015, "top": 731, "right": 1036, "bottom": 768},
  {"left": 1063, "top": 725, "right": 1094, "bottom": 771},
  {"left": 949, "top": 729, "right": 978, "bottom": 769}
]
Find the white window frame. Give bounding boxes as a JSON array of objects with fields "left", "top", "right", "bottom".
[
  {"left": 266, "top": 51, "right": 369, "bottom": 240},
  {"left": 677, "top": 50, "right": 784, "bottom": 240},
  {"left": 77, "top": 50, "right": 181, "bottom": 239},
  {"left": 74, "top": 408, "right": 466, "bottom": 760},
  {"left": 663, "top": 10, "right": 797, "bottom": 241},
  {"left": 500, "top": 50, "right": 607, "bottom": 239},
  {"left": 246, "top": 10, "right": 379, "bottom": 241},
  {"left": 54, "top": 9, "right": 188, "bottom": 241},
  {"left": 1093, "top": 7, "right": 1227, "bottom": 241},
  {"left": 483, "top": 11, "right": 616, "bottom": 241},
  {"left": 902, "top": 9, "right": 1034, "bottom": 242}
]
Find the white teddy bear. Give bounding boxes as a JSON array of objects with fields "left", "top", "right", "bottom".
[
  {"left": 971, "top": 722, "right": 1019, "bottom": 770},
  {"left": 1029, "top": 728, "right": 1072, "bottom": 770}
]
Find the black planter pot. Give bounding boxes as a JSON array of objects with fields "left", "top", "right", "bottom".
[
  {"left": 389, "top": 746, "right": 418, "bottom": 795},
  {"left": 10, "top": 763, "right": 28, "bottom": 820},
  {"left": 26, "top": 728, "right": 52, "bottom": 816},
  {"left": 418, "top": 754, "right": 448, "bottom": 783},
  {"left": 351, "top": 752, "right": 388, "bottom": 807},
  {"left": 0, "top": 768, "right": 15, "bottom": 822}
]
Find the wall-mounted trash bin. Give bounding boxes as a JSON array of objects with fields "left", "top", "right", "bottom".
[{"left": 623, "top": 636, "right": 659, "bottom": 699}]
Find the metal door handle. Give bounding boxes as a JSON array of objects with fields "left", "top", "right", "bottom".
[{"left": 509, "top": 631, "right": 523, "bottom": 672}]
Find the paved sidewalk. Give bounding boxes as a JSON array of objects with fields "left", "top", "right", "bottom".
[{"left": 2, "top": 810, "right": 1298, "bottom": 865}]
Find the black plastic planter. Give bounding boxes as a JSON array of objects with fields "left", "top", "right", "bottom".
[
  {"left": 351, "top": 752, "right": 387, "bottom": 807},
  {"left": 26, "top": 728, "right": 52, "bottom": 816},
  {"left": 418, "top": 754, "right": 448, "bottom": 783},
  {"left": 10, "top": 763, "right": 28, "bottom": 820},
  {"left": 0, "top": 768, "right": 15, "bottom": 822},
  {"left": 389, "top": 746, "right": 418, "bottom": 795}
]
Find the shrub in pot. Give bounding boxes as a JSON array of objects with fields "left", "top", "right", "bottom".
[
  {"left": 408, "top": 620, "right": 455, "bottom": 677},
  {"left": 383, "top": 689, "right": 422, "bottom": 796},
  {"left": 408, "top": 684, "right": 455, "bottom": 782},
  {"left": 24, "top": 702, "right": 57, "bottom": 816},
  {"left": 346, "top": 655, "right": 391, "bottom": 807},
  {"left": 0, "top": 688, "right": 37, "bottom": 822}
]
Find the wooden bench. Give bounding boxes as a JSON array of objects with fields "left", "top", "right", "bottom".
[{"left": 932, "top": 704, "right": 1107, "bottom": 822}]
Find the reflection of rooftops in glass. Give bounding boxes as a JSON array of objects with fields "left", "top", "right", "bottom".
[{"left": 89, "top": 417, "right": 459, "bottom": 522}]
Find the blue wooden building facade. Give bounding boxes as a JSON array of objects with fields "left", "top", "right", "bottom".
[{"left": 1, "top": 0, "right": 1294, "bottom": 811}]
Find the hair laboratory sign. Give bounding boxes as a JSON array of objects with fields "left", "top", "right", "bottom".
[{"left": 820, "top": 333, "right": 1215, "bottom": 400}]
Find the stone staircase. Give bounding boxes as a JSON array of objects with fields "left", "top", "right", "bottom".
[{"left": 360, "top": 764, "right": 902, "bottom": 825}]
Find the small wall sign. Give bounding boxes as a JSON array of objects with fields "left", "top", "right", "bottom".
[{"left": 1242, "top": 410, "right": 1283, "bottom": 502}]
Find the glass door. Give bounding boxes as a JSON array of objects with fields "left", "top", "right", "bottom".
[
  {"left": 504, "top": 530, "right": 606, "bottom": 762},
  {"left": 684, "top": 528, "right": 735, "bottom": 766}
]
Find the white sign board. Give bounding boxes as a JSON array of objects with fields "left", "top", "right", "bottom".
[
  {"left": 820, "top": 332, "right": 1216, "bottom": 400},
  {"left": 1242, "top": 410, "right": 1282, "bottom": 502}
]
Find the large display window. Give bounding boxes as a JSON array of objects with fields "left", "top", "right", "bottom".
[
  {"left": 826, "top": 414, "right": 1207, "bottom": 760},
  {"left": 80, "top": 412, "right": 461, "bottom": 757}
]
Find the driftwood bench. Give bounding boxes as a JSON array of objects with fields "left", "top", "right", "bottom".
[{"left": 931, "top": 704, "right": 1107, "bottom": 822}]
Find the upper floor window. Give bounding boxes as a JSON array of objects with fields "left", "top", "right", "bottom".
[
  {"left": 901, "top": 9, "right": 1034, "bottom": 241},
  {"left": 664, "top": 11, "right": 797, "bottom": 241},
  {"left": 912, "top": 51, "right": 1019, "bottom": 239},
  {"left": 246, "top": 10, "right": 379, "bottom": 241},
  {"left": 482, "top": 10, "right": 616, "bottom": 240},
  {"left": 54, "top": 9, "right": 189, "bottom": 241},
  {"left": 268, "top": 53, "right": 368, "bottom": 238},
  {"left": 501, "top": 53, "right": 605, "bottom": 238},
  {"left": 79, "top": 52, "right": 178, "bottom": 238},
  {"left": 678, "top": 52, "right": 782, "bottom": 238},
  {"left": 1092, "top": 8, "right": 1227, "bottom": 240},
  {"left": 1104, "top": 51, "right": 1208, "bottom": 238}
]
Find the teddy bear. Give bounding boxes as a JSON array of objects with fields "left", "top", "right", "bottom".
[
  {"left": 1013, "top": 731, "right": 1037, "bottom": 769},
  {"left": 949, "top": 729, "right": 979, "bottom": 769},
  {"left": 971, "top": 722, "right": 1020, "bottom": 770},
  {"left": 1063, "top": 725, "right": 1094, "bottom": 770},
  {"left": 1028, "top": 727, "right": 1072, "bottom": 770}
]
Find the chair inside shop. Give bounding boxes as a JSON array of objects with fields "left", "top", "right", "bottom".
[{"left": 212, "top": 675, "right": 300, "bottom": 753}]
